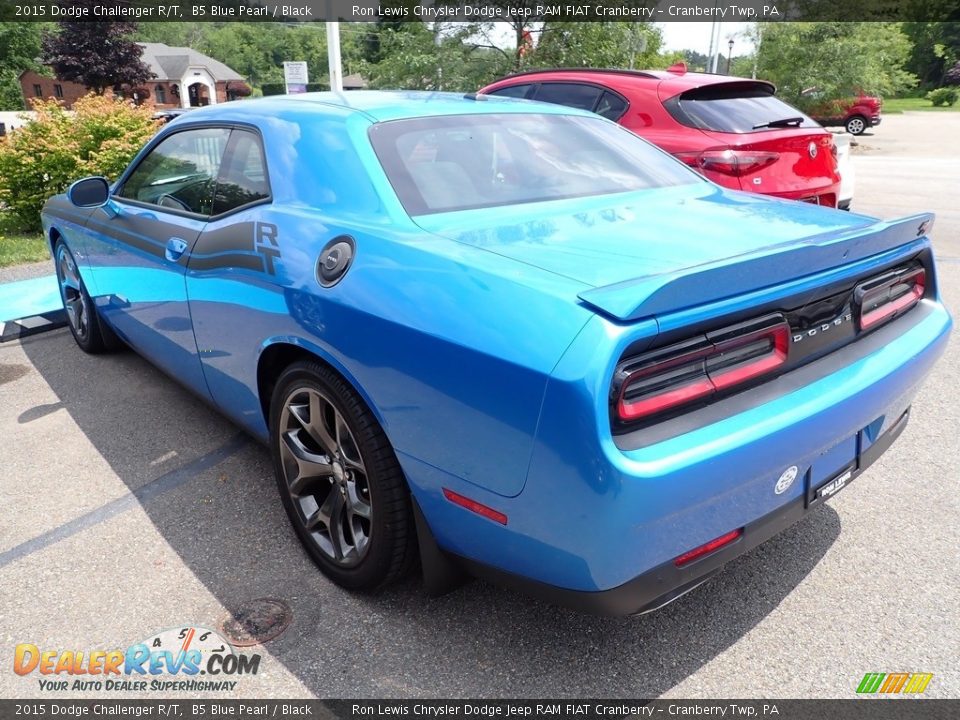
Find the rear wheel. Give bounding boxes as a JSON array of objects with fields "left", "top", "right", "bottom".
[
  {"left": 55, "top": 240, "right": 116, "bottom": 353},
  {"left": 845, "top": 115, "right": 867, "bottom": 135},
  {"left": 269, "top": 360, "right": 416, "bottom": 591}
]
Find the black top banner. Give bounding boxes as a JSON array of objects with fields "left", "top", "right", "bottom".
[{"left": 1, "top": 0, "right": 958, "bottom": 23}]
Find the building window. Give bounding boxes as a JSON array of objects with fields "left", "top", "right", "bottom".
[
  {"left": 33, "top": 84, "right": 42, "bottom": 97},
  {"left": 156, "top": 85, "right": 166, "bottom": 104},
  {"left": 54, "top": 84, "right": 63, "bottom": 98}
]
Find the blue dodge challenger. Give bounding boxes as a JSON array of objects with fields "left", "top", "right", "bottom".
[{"left": 43, "top": 92, "right": 951, "bottom": 614}]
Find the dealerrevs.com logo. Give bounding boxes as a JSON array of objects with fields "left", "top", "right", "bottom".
[{"left": 13, "top": 626, "right": 261, "bottom": 693}]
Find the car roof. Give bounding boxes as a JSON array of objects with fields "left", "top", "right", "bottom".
[
  {"left": 488, "top": 68, "right": 776, "bottom": 98},
  {"left": 173, "top": 90, "right": 599, "bottom": 124}
]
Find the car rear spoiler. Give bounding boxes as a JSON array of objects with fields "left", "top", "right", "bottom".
[{"left": 577, "top": 213, "right": 935, "bottom": 323}]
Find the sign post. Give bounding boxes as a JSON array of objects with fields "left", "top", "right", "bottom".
[{"left": 283, "top": 61, "right": 309, "bottom": 94}]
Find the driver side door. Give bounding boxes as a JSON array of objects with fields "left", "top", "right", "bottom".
[{"left": 84, "top": 126, "right": 231, "bottom": 397}]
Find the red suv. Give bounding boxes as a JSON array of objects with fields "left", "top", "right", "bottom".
[
  {"left": 481, "top": 65, "right": 841, "bottom": 208},
  {"left": 807, "top": 91, "right": 882, "bottom": 135}
]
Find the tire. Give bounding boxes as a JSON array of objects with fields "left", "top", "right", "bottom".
[
  {"left": 845, "top": 115, "right": 867, "bottom": 135},
  {"left": 54, "top": 240, "right": 118, "bottom": 354},
  {"left": 269, "top": 360, "right": 416, "bottom": 591}
]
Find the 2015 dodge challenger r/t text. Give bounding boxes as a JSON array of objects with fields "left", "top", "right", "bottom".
[{"left": 42, "top": 92, "right": 951, "bottom": 615}]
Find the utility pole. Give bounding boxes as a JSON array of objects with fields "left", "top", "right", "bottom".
[
  {"left": 327, "top": 21, "right": 343, "bottom": 92},
  {"left": 708, "top": 17, "right": 722, "bottom": 73}
]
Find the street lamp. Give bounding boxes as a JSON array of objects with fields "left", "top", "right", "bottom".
[{"left": 727, "top": 38, "right": 735, "bottom": 75}]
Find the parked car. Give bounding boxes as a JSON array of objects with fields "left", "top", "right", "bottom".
[
  {"left": 480, "top": 64, "right": 842, "bottom": 208},
  {"left": 43, "top": 92, "right": 950, "bottom": 615},
  {"left": 151, "top": 108, "right": 194, "bottom": 124},
  {"left": 833, "top": 132, "right": 856, "bottom": 210},
  {"left": 806, "top": 90, "right": 882, "bottom": 135}
]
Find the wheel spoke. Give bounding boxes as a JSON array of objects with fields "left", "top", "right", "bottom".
[
  {"left": 281, "top": 431, "right": 333, "bottom": 496},
  {"left": 325, "top": 490, "right": 347, "bottom": 561},
  {"left": 64, "top": 295, "right": 80, "bottom": 327},
  {"left": 345, "top": 482, "right": 371, "bottom": 521},
  {"left": 309, "top": 392, "right": 339, "bottom": 456}
]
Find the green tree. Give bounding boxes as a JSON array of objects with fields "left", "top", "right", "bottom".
[
  {"left": 0, "top": 22, "right": 49, "bottom": 110},
  {"left": 754, "top": 22, "right": 917, "bottom": 108},
  {"left": 533, "top": 22, "right": 664, "bottom": 70},
  {"left": 903, "top": 20, "right": 960, "bottom": 88},
  {"left": 361, "top": 22, "right": 511, "bottom": 92}
]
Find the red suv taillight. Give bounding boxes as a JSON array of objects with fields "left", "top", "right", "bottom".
[
  {"left": 675, "top": 149, "right": 780, "bottom": 176},
  {"left": 855, "top": 266, "right": 926, "bottom": 332},
  {"left": 615, "top": 314, "right": 790, "bottom": 423}
]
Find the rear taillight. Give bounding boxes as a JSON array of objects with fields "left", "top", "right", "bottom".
[
  {"left": 615, "top": 314, "right": 790, "bottom": 423},
  {"left": 855, "top": 266, "right": 926, "bottom": 332},
  {"left": 675, "top": 149, "right": 780, "bottom": 176}
]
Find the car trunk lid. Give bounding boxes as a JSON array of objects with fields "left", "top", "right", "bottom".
[
  {"left": 695, "top": 128, "right": 839, "bottom": 200},
  {"left": 414, "top": 185, "right": 933, "bottom": 322}
]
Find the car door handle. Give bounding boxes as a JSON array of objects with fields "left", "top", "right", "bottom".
[{"left": 165, "top": 237, "right": 188, "bottom": 262}]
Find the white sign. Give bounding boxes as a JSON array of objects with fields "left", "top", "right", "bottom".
[{"left": 283, "top": 61, "right": 309, "bottom": 94}]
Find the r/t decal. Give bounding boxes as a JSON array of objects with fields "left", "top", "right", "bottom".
[{"left": 255, "top": 222, "right": 281, "bottom": 275}]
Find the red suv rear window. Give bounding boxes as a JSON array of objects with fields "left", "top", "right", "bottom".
[{"left": 665, "top": 83, "right": 819, "bottom": 134}]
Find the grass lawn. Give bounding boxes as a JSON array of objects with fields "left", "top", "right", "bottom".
[
  {"left": 0, "top": 232, "right": 50, "bottom": 268},
  {"left": 884, "top": 97, "right": 960, "bottom": 113}
]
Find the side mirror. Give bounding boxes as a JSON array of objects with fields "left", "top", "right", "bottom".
[{"left": 67, "top": 177, "right": 110, "bottom": 208}]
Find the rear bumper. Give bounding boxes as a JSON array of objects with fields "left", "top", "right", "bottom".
[
  {"left": 416, "top": 297, "right": 951, "bottom": 601},
  {"left": 457, "top": 405, "right": 911, "bottom": 616}
]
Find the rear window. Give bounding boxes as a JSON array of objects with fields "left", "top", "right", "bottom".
[
  {"left": 534, "top": 83, "right": 604, "bottom": 111},
  {"left": 369, "top": 113, "right": 701, "bottom": 216},
  {"left": 665, "top": 83, "right": 819, "bottom": 134}
]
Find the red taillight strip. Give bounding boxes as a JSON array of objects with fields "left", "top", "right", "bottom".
[
  {"left": 617, "top": 318, "right": 790, "bottom": 422},
  {"left": 442, "top": 488, "right": 507, "bottom": 525},
  {"left": 618, "top": 377, "right": 714, "bottom": 421},
  {"left": 709, "top": 323, "right": 790, "bottom": 390},
  {"left": 858, "top": 268, "right": 926, "bottom": 331},
  {"left": 674, "top": 149, "right": 780, "bottom": 176},
  {"left": 674, "top": 528, "right": 743, "bottom": 567}
]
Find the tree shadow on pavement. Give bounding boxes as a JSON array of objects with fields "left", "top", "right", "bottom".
[{"left": 20, "top": 329, "right": 841, "bottom": 697}]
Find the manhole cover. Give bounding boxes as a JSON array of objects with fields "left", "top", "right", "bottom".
[{"left": 219, "top": 598, "right": 292, "bottom": 647}]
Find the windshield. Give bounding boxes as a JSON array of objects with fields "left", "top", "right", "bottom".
[
  {"left": 369, "top": 113, "right": 702, "bottom": 216},
  {"left": 665, "top": 83, "right": 820, "bottom": 134}
]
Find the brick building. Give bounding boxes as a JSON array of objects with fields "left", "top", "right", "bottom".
[{"left": 20, "top": 43, "right": 246, "bottom": 110}]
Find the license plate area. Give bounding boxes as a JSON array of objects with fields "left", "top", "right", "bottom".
[
  {"left": 806, "top": 434, "right": 857, "bottom": 507},
  {"left": 812, "top": 465, "right": 854, "bottom": 504}
]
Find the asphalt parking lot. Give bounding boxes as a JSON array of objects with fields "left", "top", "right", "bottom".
[{"left": 1, "top": 112, "right": 958, "bottom": 700}]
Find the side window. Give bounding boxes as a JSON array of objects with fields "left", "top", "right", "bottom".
[
  {"left": 487, "top": 84, "right": 533, "bottom": 99},
  {"left": 213, "top": 130, "right": 270, "bottom": 215},
  {"left": 596, "top": 91, "right": 628, "bottom": 121},
  {"left": 118, "top": 127, "right": 230, "bottom": 216},
  {"left": 534, "top": 83, "right": 603, "bottom": 111}
]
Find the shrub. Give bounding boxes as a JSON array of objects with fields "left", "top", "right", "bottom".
[
  {"left": 0, "top": 94, "right": 158, "bottom": 231},
  {"left": 926, "top": 87, "right": 959, "bottom": 107}
]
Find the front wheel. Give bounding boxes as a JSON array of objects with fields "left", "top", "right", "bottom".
[
  {"left": 269, "top": 360, "right": 416, "bottom": 591},
  {"left": 845, "top": 115, "right": 867, "bottom": 135},
  {"left": 55, "top": 240, "right": 116, "bottom": 353}
]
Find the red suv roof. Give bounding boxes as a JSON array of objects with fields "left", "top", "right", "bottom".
[{"left": 491, "top": 66, "right": 776, "bottom": 100}]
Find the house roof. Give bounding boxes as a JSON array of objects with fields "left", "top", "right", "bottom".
[
  {"left": 138, "top": 43, "right": 244, "bottom": 83},
  {"left": 342, "top": 73, "right": 368, "bottom": 89}
]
